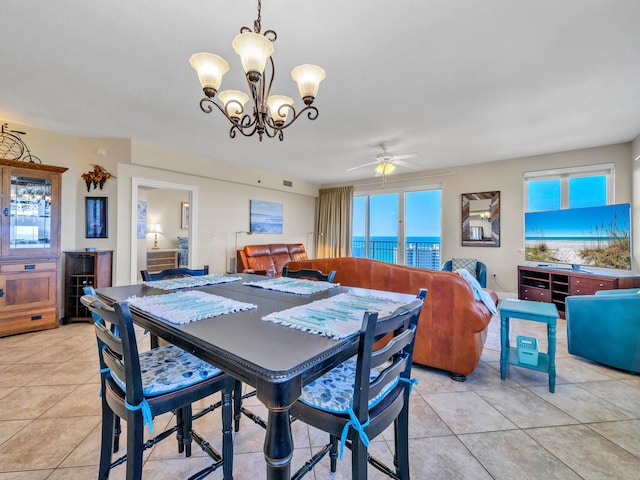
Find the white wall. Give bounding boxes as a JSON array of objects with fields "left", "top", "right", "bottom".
[
  {"left": 115, "top": 150, "right": 319, "bottom": 285},
  {"left": 325, "top": 143, "right": 637, "bottom": 295}
]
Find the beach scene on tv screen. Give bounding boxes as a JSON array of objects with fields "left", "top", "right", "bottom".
[{"left": 525, "top": 203, "right": 631, "bottom": 269}]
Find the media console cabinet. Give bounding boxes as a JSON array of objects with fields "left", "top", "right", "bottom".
[{"left": 518, "top": 265, "right": 640, "bottom": 318}]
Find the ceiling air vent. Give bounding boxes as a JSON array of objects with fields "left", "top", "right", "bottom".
[{"left": 283, "top": 180, "right": 293, "bottom": 187}]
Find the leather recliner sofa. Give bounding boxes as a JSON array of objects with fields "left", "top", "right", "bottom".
[
  {"left": 236, "top": 243, "right": 307, "bottom": 276},
  {"left": 285, "top": 257, "right": 499, "bottom": 380}
]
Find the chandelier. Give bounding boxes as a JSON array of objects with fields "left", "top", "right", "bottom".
[{"left": 189, "top": 0, "right": 325, "bottom": 141}]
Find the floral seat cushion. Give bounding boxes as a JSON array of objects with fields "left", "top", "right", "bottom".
[
  {"left": 110, "top": 344, "right": 222, "bottom": 396},
  {"left": 298, "top": 358, "right": 399, "bottom": 414}
]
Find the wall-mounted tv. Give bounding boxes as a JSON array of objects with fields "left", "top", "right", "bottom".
[{"left": 524, "top": 203, "right": 631, "bottom": 270}]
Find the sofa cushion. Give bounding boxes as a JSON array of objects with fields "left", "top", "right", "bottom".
[{"left": 452, "top": 258, "right": 478, "bottom": 279}]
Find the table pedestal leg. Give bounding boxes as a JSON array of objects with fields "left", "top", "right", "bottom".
[
  {"left": 500, "top": 316, "right": 509, "bottom": 380},
  {"left": 548, "top": 321, "right": 556, "bottom": 393},
  {"left": 264, "top": 408, "right": 293, "bottom": 480}
]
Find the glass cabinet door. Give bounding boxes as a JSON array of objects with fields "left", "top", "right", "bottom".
[
  {"left": 1, "top": 165, "right": 60, "bottom": 256},
  {"left": 9, "top": 174, "right": 53, "bottom": 249}
]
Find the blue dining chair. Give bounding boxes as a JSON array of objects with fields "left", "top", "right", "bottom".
[
  {"left": 81, "top": 294, "right": 234, "bottom": 480},
  {"left": 289, "top": 289, "right": 427, "bottom": 480},
  {"left": 282, "top": 266, "right": 336, "bottom": 283}
]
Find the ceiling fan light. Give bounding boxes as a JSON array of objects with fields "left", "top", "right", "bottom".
[
  {"left": 291, "top": 64, "right": 326, "bottom": 105},
  {"left": 267, "top": 95, "right": 294, "bottom": 125},
  {"left": 189, "top": 53, "right": 229, "bottom": 95},
  {"left": 218, "top": 90, "right": 249, "bottom": 119},
  {"left": 232, "top": 32, "right": 274, "bottom": 78},
  {"left": 375, "top": 162, "right": 396, "bottom": 175}
]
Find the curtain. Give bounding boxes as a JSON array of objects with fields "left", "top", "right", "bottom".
[{"left": 315, "top": 186, "right": 353, "bottom": 258}]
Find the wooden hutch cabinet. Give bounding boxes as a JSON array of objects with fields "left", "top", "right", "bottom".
[
  {"left": 64, "top": 250, "right": 113, "bottom": 322},
  {"left": 518, "top": 265, "right": 640, "bottom": 318},
  {"left": 0, "top": 159, "right": 67, "bottom": 337}
]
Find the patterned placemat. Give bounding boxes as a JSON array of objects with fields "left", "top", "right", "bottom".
[
  {"left": 127, "top": 290, "right": 256, "bottom": 325},
  {"left": 262, "top": 293, "right": 407, "bottom": 339},
  {"left": 143, "top": 274, "right": 241, "bottom": 290},
  {"left": 243, "top": 277, "right": 339, "bottom": 295}
]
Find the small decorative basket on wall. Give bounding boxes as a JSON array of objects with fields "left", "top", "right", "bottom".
[{"left": 81, "top": 165, "right": 113, "bottom": 192}]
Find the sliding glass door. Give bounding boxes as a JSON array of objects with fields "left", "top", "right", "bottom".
[{"left": 353, "top": 188, "right": 441, "bottom": 269}]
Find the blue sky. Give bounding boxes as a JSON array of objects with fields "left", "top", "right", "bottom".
[
  {"left": 524, "top": 203, "right": 630, "bottom": 238},
  {"left": 353, "top": 190, "right": 441, "bottom": 237}
]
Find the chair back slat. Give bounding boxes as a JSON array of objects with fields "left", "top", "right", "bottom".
[
  {"left": 282, "top": 266, "right": 336, "bottom": 283},
  {"left": 141, "top": 265, "right": 209, "bottom": 281},
  {"left": 81, "top": 295, "right": 146, "bottom": 406},
  {"left": 352, "top": 289, "right": 426, "bottom": 420}
]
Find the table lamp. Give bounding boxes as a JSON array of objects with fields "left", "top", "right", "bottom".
[{"left": 148, "top": 223, "right": 163, "bottom": 250}]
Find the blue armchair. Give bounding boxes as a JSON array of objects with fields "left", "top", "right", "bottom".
[
  {"left": 441, "top": 259, "right": 487, "bottom": 288},
  {"left": 566, "top": 288, "right": 640, "bottom": 373}
]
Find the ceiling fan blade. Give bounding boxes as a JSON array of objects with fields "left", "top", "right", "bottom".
[
  {"left": 394, "top": 159, "right": 417, "bottom": 169},
  {"left": 346, "top": 161, "right": 379, "bottom": 171},
  {"left": 393, "top": 152, "right": 417, "bottom": 160}
]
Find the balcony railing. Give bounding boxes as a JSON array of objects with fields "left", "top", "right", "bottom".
[{"left": 352, "top": 240, "right": 440, "bottom": 269}]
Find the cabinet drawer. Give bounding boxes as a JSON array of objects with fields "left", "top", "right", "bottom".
[
  {"left": 569, "top": 277, "right": 616, "bottom": 295},
  {"left": 0, "top": 262, "right": 57, "bottom": 273},
  {"left": 0, "top": 271, "right": 57, "bottom": 311},
  {"left": 520, "top": 286, "right": 551, "bottom": 302},
  {"left": 0, "top": 307, "right": 58, "bottom": 337}
]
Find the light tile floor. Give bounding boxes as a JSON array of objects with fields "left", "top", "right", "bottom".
[{"left": 1, "top": 315, "right": 639, "bottom": 479}]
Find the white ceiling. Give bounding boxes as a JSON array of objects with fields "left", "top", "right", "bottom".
[{"left": 1, "top": 0, "right": 639, "bottom": 185}]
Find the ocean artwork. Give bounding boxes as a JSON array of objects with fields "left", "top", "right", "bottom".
[
  {"left": 524, "top": 203, "right": 631, "bottom": 270},
  {"left": 250, "top": 200, "right": 283, "bottom": 234}
]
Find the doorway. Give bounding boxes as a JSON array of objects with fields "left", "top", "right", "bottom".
[{"left": 130, "top": 178, "right": 197, "bottom": 283}]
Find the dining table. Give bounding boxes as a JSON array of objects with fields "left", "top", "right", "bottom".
[{"left": 96, "top": 273, "right": 418, "bottom": 480}]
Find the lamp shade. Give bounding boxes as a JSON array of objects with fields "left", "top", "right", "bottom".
[
  {"left": 375, "top": 162, "right": 396, "bottom": 175},
  {"left": 267, "top": 95, "right": 294, "bottom": 124},
  {"left": 148, "top": 223, "right": 164, "bottom": 234},
  {"left": 232, "top": 32, "right": 274, "bottom": 76},
  {"left": 218, "top": 90, "right": 250, "bottom": 119},
  {"left": 189, "top": 53, "right": 229, "bottom": 92},
  {"left": 291, "top": 64, "right": 326, "bottom": 101}
]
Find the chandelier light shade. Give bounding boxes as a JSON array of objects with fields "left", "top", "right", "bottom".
[
  {"left": 232, "top": 32, "right": 274, "bottom": 77},
  {"left": 189, "top": 53, "right": 229, "bottom": 94},
  {"left": 291, "top": 64, "right": 326, "bottom": 104},
  {"left": 375, "top": 162, "right": 396, "bottom": 175},
  {"left": 218, "top": 90, "right": 250, "bottom": 119},
  {"left": 267, "top": 95, "right": 293, "bottom": 124},
  {"left": 190, "top": 0, "right": 325, "bottom": 141}
]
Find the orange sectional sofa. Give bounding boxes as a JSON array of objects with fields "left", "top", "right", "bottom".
[{"left": 285, "top": 257, "right": 499, "bottom": 380}]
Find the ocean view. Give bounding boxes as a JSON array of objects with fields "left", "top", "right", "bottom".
[{"left": 352, "top": 236, "right": 441, "bottom": 269}]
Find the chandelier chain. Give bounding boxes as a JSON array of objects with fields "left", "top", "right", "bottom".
[{"left": 255, "top": 0, "right": 262, "bottom": 33}]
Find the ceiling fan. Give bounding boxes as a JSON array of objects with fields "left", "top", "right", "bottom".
[{"left": 347, "top": 143, "right": 418, "bottom": 176}]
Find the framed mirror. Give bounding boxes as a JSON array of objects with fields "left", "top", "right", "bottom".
[{"left": 461, "top": 191, "right": 500, "bottom": 247}]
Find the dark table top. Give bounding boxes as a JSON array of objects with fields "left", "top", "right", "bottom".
[{"left": 96, "top": 273, "right": 417, "bottom": 407}]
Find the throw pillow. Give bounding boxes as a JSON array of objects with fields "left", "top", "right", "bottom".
[{"left": 452, "top": 258, "right": 478, "bottom": 279}]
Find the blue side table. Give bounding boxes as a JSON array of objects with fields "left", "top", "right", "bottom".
[{"left": 499, "top": 298, "right": 559, "bottom": 393}]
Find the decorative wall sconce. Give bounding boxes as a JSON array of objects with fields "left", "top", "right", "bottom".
[{"left": 81, "top": 165, "right": 113, "bottom": 192}]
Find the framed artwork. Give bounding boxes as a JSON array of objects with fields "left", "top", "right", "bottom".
[
  {"left": 250, "top": 200, "right": 283, "bottom": 234},
  {"left": 181, "top": 202, "right": 190, "bottom": 229},
  {"left": 86, "top": 196, "right": 108, "bottom": 238},
  {"left": 136, "top": 200, "right": 147, "bottom": 239},
  {"left": 461, "top": 191, "right": 500, "bottom": 247}
]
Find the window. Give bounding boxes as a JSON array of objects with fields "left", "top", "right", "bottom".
[
  {"left": 524, "top": 163, "right": 613, "bottom": 211},
  {"left": 352, "top": 187, "right": 441, "bottom": 269}
]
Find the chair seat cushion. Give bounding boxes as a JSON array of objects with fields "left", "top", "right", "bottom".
[
  {"left": 298, "top": 358, "right": 398, "bottom": 414},
  {"left": 111, "top": 344, "right": 222, "bottom": 396}
]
